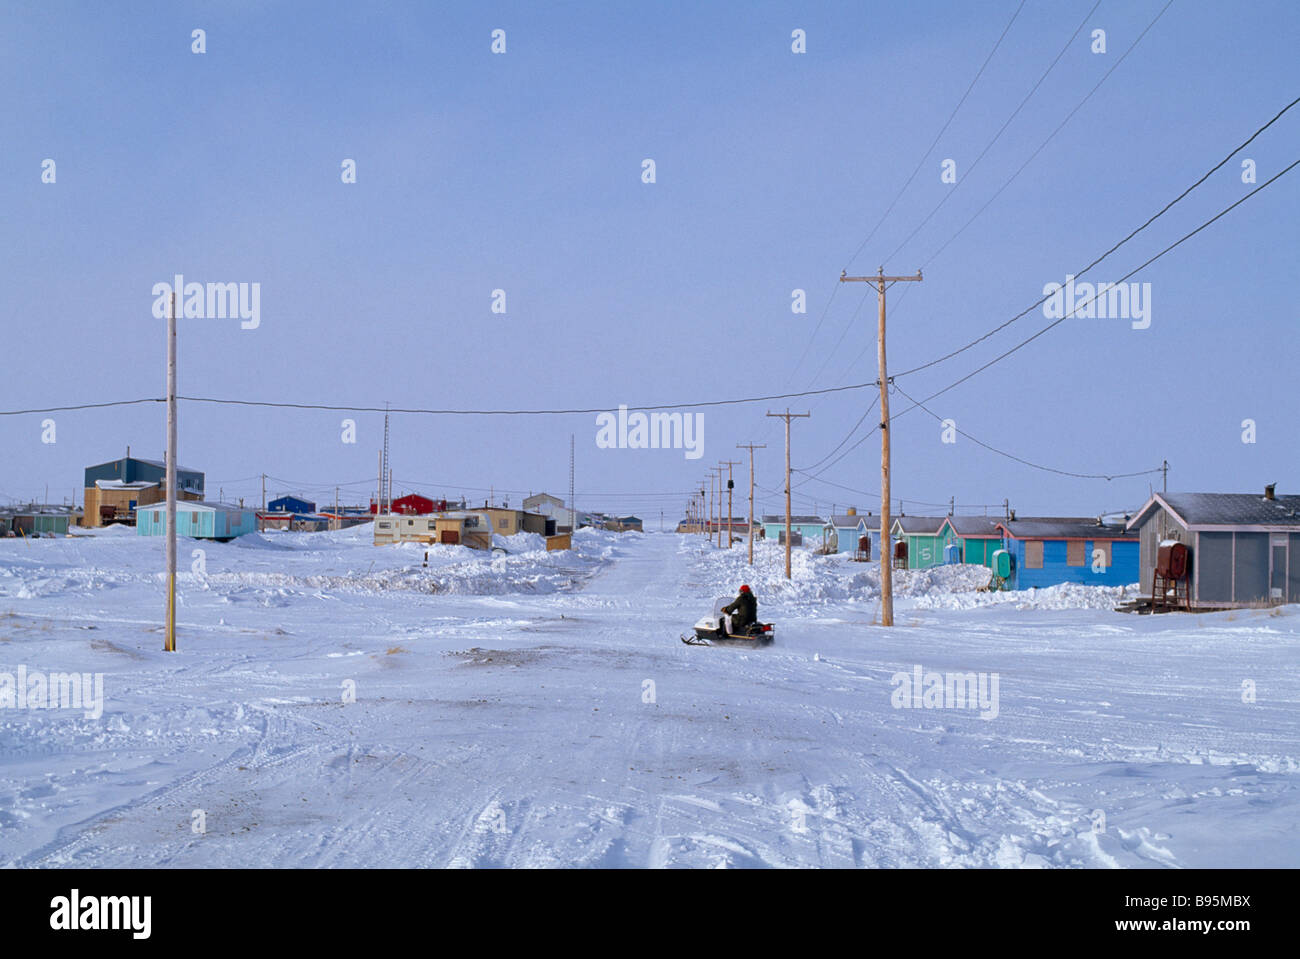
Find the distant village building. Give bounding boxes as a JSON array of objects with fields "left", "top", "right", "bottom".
[
  {"left": 523, "top": 493, "right": 576, "bottom": 532},
  {"left": 761, "top": 515, "right": 824, "bottom": 546},
  {"left": 472, "top": 507, "right": 545, "bottom": 536},
  {"left": 136, "top": 502, "right": 257, "bottom": 541},
  {"left": 82, "top": 453, "right": 204, "bottom": 526},
  {"left": 373, "top": 511, "right": 492, "bottom": 549},
  {"left": 0, "top": 504, "right": 82, "bottom": 537},
  {"left": 268, "top": 495, "right": 315, "bottom": 515},
  {"left": 1127, "top": 489, "right": 1300, "bottom": 608}
]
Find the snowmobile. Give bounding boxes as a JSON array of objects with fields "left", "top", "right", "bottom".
[{"left": 681, "top": 598, "right": 775, "bottom": 647}]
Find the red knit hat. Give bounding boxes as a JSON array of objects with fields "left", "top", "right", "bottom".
[{"left": 739, "top": 584, "right": 751, "bottom": 593}]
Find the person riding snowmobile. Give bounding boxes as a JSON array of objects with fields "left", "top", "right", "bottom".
[{"left": 721, "top": 584, "right": 757, "bottom": 635}]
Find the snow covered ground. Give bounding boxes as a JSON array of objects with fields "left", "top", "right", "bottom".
[{"left": 0, "top": 527, "right": 1296, "bottom": 868}]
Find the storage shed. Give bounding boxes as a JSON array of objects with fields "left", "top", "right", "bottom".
[
  {"left": 995, "top": 517, "right": 1138, "bottom": 589},
  {"left": 136, "top": 502, "right": 257, "bottom": 541},
  {"left": 1126, "top": 489, "right": 1300, "bottom": 608}
]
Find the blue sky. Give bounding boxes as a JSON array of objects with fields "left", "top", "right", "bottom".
[{"left": 2, "top": 0, "right": 1296, "bottom": 523}]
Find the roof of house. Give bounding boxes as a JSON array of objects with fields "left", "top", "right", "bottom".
[
  {"left": 762, "top": 514, "right": 824, "bottom": 525},
  {"left": 524, "top": 493, "right": 564, "bottom": 505},
  {"left": 828, "top": 514, "right": 867, "bottom": 528},
  {"left": 999, "top": 517, "right": 1137, "bottom": 540},
  {"left": 942, "top": 515, "right": 1003, "bottom": 537},
  {"left": 891, "top": 515, "right": 947, "bottom": 534},
  {"left": 1129, "top": 491, "right": 1300, "bottom": 531},
  {"left": 94, "top": 479, "right": 158, "bottom": 490},
  {"left": 87, "top": 456, "right": 203, "bottom": 475},
  {"left": 137, "top": 501, "right": 254, "bottom": 514}
]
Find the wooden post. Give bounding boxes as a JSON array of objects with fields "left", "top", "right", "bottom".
[
  {"left": 840, "top": 267, "right": 923, "bottom": 626},
  {"left": 737, "top": 443, "right": 766, "bottom": 565},
  {"left": 719, "top": 459, "right": 741, "bottom": 548},
  {"left": 164, "top": 291, "right": 177, "bottom": 652},
  {"left": 766, "top": 410, "right": 809, "bottom": 579}
]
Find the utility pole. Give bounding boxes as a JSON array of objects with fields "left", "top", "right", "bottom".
[
  {"left": 164, "top": 291, "right": 177, "bottom": 653},
  {"left": 709, "top": 467, "right": 721, "bottom": 547},
  {"left": 719, "top": 459, "right": 741, "bottom": 548},
  {"left": 766, "top": 409, "right": 810, "bottom": 579},
  {"left": 737, "top": 443, "right": 766, "bottom": 565},
  {"left": 261, "top": 473, "right": 266, "bottom": 511},
  {"left": 1161, "top": 459, "right": 1169, "bottom": 493},
  {"left": 840, "top": 267, "right": 922, "bottom": 626}
]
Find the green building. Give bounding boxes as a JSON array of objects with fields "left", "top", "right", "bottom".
[
  {"left": 889, "top": 516, "right": 952, "bottom": 569},
  {"left": 939, "top": 516, "right": 1003, "bottom": 567}
]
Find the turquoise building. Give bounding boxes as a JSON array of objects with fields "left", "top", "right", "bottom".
[{"left": 136, "top": 502, "right": 258, "bottom": 541}]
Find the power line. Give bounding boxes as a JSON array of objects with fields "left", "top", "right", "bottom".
[
  {"left": 798, "top": 144, "right": 1299, "bottom": 487},
  {"left": 908, "top": 0, "right": 1176, "bottom": 272},
  {"left": 172, "top": 379, "right": 881, "bottom": 417},
  {"left": 882, "top": 0, "right": 1101, "bottom": 265},
  {"left": 894, "top": 93, "right": 1300, "bottom": 379},
  {"left": 0, "top": 398, "right": 162, "bottom": 416},
  {"left": 798, "top": 397, "right": 879, "bottom": 473},
  {"left": 896, "top": 156, "right": 1300, "bottom": 407},
  {"left": 782, "top": 0, "right": 1025, "bottom": 390},
  {"left": 795, "top": 157, "right": 1297, "bottom": 487},
  {"left": 845, "top": 0, "right": 1027, "bottom": 271},
  {"left": 828, "top": 0, "right": 1184, "bottom": 386},
  {"left": 891, "top": 382, "right": 1162, "bottom": 480}
]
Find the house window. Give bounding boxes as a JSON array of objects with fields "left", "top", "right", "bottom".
[
  {"left": 1067, "top": 540, "right": 1085, "bottom": 566},
  {"left": 1025, "top": 541, "right": 1044, "bottom": 569},
  {"left": 499, "top": 518, "right": 508, "bottom": 528},
  {"left": 192, "top": 511, "right": 200, "bottom": 523},
  {"left": 1095, "top": 541, "right": 1112, "bottom": 565}
]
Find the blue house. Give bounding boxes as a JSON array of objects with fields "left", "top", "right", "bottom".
[
  {"left": 761, "top": 514, "right": 826, "bottom": 547},
  {"left": 268, "top": 495, "right": 316, "bottom": 515},
  {"left": 824, "top": 514, "right": 869, "bottom": 554},
  {"left": 137, "top": 502, "right": 258, "bottom": 541},
  {"left": 85, "top": 454, "right": 204, "bottom": 497},
  {"left": 996, "top": 517, "right": 1139, "bottom": 589}
]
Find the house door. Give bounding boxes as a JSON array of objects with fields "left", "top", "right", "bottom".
[{"left": 1271, "top": 536, "right": 1288, "bottom": 602}]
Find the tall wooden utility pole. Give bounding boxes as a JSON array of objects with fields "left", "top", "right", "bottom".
[
  {"left": 737, "top": 443, "right": 766, "bottom": 565},
  {"left": 840, "top": 267, "right": 922, "bottom": 626},
  {"left": 719, "top": 459, "right": 741, "bottom": 548},
  {"left": 164, "top": 292, "right": 177, "bottom": 652},
  {"left": 766, "top": 409, "right": 810, "bottom": 579},
  {"left": 710, "top": 466, "right": 724, "bottom": 547}
]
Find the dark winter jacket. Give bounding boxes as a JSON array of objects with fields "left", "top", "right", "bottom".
[{"left": 722, "top": 591, "right": 757, "bottom": 629}]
